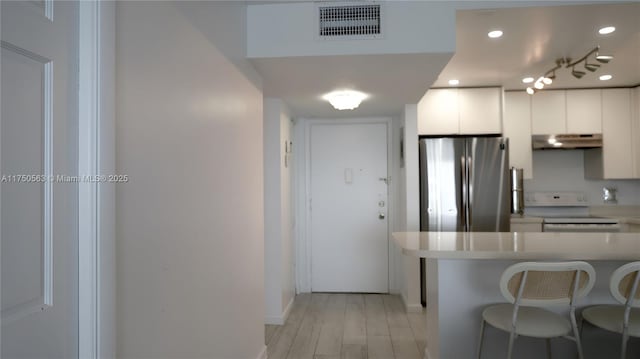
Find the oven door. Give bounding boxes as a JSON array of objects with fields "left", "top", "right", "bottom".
[{"left": 543, "top": 223, "right": 622, "bottom": 232}]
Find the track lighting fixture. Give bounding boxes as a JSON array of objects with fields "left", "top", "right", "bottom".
[{"left": 524, "top": 46, "right": 613, "bottom": 95}]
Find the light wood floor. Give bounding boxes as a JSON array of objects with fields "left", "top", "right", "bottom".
[{"left": 265, "top": 293, "right": 426, "bottom": 359}]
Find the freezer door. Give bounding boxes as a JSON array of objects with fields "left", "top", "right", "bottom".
[
  {"left": 466, "top": 137, "right": 510, "bottom": 232},
  {"left": 419, "top": 138, "right": 465, "bottom": 231}
]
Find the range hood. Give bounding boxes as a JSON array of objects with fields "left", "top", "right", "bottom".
[{"left": 532, "top": 134, "right": 602, "bottom": 150}]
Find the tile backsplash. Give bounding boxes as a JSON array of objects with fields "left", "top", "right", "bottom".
[{"left": 523, "top": 150, "right": 640, "bottom": 206}]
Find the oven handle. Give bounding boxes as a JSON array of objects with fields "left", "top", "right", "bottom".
[{"left": 543, "top": 223, "right": 622, "bottom": 232}]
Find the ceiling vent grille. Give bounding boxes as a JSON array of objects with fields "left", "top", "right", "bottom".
[{"left": 318, "top": 4, "right": 382, "bottom": 38}]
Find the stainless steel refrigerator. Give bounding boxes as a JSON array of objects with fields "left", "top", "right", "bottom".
[{"left": 419, "top": 136, "right": 510, "bottom": 305}]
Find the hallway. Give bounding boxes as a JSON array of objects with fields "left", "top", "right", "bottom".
[{"left": 265, "top": 293, "right": 426, "bottom": 359}]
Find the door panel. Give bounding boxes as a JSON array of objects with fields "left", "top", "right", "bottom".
[
  {"left": 467, "top": 137, "right": 510, "bottom": 232},
  {"left": 310, "top": 122, "right": 388, "bottom": 293},
  {"left": 419, "top": 138, "right": 465, "bottom": 231},
  {"left": 1, "top": 1, "right": 78, "bottom": 358}
]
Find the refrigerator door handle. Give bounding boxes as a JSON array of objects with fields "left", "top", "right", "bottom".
[
  {"left": 460, "top": 155, "right": 468, "bottom": 231},
  {"left": 467, "top": 154, "right": 473, "bottom": 230}
]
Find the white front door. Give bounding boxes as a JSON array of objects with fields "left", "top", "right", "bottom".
[
  {"left": 310, "top": 121, "right": 389, "bottom": 293},
  {"left": 1, "top": 1, "right": 78, "bottom": 357}
]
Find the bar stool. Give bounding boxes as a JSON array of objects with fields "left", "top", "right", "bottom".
[
  {"left": 582, "top": 261, "right": 640, "bottom": 359},
  {"left": 477, "top": 261, "right": 596, "bottom": 359}
]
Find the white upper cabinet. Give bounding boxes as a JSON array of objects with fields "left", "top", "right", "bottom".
[
  {"left": 418, "top": 88, "right": 501, "bottom": 135},
  {"left": 418, "top": 89, "right": 458, "bottom": 135},
  {"left": 566, "top": 89, "right": 602, "bottom": 134},
  {"left": 531, "top": 91, "right": 566, "bottom": 134},
  {"left": 584, "top": 88, "right": 636, "bottom": 179},
  {"left": 503, "top": 92, "right": 533, "bottom": 179},
  {"left": 459, "top": 88, "right": 502, "bottom": 134}
]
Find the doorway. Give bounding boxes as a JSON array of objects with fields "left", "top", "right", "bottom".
[{"left": 306, "top": 119, "right": 391, "bottom": 293}]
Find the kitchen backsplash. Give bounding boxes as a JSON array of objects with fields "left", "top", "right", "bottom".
[{"left": 523, "top": 150, "right": 640, "bottom": 206}]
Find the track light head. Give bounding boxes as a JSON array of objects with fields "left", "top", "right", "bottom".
[
  {"left": 596, "top": 55, "right": 613, "bottom": 63},
  {"left": 571, "top": 67, "right": 586, "bottom": 79},
  {"left": 526, "top": 87, "right": 536, "bottom": 95},
  {"left": 584, "top": 62, "right": 600, "bottom": 72}
]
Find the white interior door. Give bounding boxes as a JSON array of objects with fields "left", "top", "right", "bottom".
[
  {"left": 1, "top": 1, "right": 78, "bottom": 358},
  {"left": 310, "top": 121, "right": 388, "bottom": 293}
]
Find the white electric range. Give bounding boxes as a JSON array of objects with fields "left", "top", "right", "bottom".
[{"left": 524, "top": 191, "right": 621, "bottom": 232}]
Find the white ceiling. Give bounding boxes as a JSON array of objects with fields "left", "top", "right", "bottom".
[
  {"left": 250, "top": 2, "right": 640, "bottom": 118},
  {"left": 433, "top": 3, "right": 640, "bottom": 89},
  {"left": 251, "top": 53, "right": 452, "bottom": 118}
]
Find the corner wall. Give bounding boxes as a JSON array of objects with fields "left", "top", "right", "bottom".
[
  {"left": 395, "top": 105, "right": 421, "bottom": 311},
  {"left": 116, "top": 2, "right": 265, "bottom": 358},
  {"left": 264, "top": 98, "right": 295, "bottom": 324}
]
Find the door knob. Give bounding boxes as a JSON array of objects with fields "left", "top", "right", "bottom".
[{"left": 379, "top": 213, "right": 386, "bottom": 219}]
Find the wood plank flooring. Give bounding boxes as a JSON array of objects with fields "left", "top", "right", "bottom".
[{"left": 265, "top": 293, "right": 426, "bottom": 359}]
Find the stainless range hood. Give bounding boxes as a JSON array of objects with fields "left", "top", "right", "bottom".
[{"left": 532, "top": 134, "right": 602, "bottom": 149}]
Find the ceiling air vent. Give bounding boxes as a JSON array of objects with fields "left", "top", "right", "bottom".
[{"left": 318, "top": 4, "right": 382, "bottom": 38}]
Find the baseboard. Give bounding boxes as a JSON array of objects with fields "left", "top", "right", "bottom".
[
  {"left": 281, "top": 296, "right": 294, "bottom": 323},
  {"left": 401, "top": 292, "right": 424, "bottom": 313},
  {"left": 256, "top": 345, "right": 268, "bottom": 359},
  {"left": 264, "top": 297, "right": 294, "bottom": 325}
]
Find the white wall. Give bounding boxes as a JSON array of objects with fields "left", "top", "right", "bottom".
[
  {"left": 395, "top": 105, "right": 421, "bottom": 311},
  {"left": 264, "top": 98, "right": 295, "bottom": 324},
  {"left": 116, "top": 2, "right": 265, "bottom": 359},
  {"left": 525, "top": 150, "right": 640, "bottom": 205}
]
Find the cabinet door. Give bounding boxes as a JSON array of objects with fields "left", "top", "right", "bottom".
[
  {"left": 459, "top": 88, "right": 502, "bottom": 134},
  {"left": 503, "top": 92, "right": 533, "bottom": 178},
  {"left": 601, "top": 89, "right": 633, "bottom": 178},
  {"left": 567, "top": 89, "right": 602, "bottom": 133},
  {"left": 418, "top": 89, "right": 459, "bottom": 135},
  {"left": 531, "top": 90, "right": 566, "bottom": 134}
]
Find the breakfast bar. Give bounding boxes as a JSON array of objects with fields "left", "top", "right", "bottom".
[{"left": 393, "top": 231, "right": 640, "bottom": 359}]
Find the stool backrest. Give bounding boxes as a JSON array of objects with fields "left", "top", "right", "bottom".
[
  {"left": 610, "top": 261, "right": 640, "bottom": 309},
  {"left": 500, "top": 261, "right": 596, "bottom": 307}
]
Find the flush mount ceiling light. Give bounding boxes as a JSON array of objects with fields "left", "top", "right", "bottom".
[
  {"left": 524, "top": 46, "right": 613, "bottom": 95},
  {"left": 598, "top": 26, "right": 616, "bottom": 35},
  {"left": 322, "top": 90, "right": 368, "bottom": 110},
  {"left": 448, "top": 79, "right": 460, "bottom": 86},
  {"left": 599, "top": 74, "right": 613, "bottom": 81},
  {"left": 488, "top": 30, "right": 503, "bottom": 38}
]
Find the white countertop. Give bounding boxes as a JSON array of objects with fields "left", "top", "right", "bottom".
[{"left": 393, "top": 231, "right": 640, "bottom": 260}]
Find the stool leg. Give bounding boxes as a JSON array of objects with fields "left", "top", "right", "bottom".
[
  {"left": 546, "top": 338, "right": 552, "bottom": 359},
  {"left": 621, "top": 331, "right": 629, "bottom": 359},
  {"left": 476, "top": 319, "right": 486, "bottom": 359},
  {"left": 571, "top": 311, "right": 584, "bottom": 359},
  {"left": 507, "top": 331, "right": 516, "bottom": 359}
]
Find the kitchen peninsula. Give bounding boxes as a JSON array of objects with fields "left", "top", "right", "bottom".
[{"left": 393, "top": 231, "right": 640, "bottom": 359}]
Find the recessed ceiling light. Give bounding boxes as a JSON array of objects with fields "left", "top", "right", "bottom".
[
  {"left": 522, "top": 77, "right": 534, "bottom": 84},
  {"left": 488, "top": 30, "right": 503, "bottom": 38},
  {"left": 322, "top": 90, "right": 368, "bottom": 110},
  {"left": 599, "top": 74, "right": 613, "bottom": 81},
  {"left": 448, "top": 79, "right": 460, "bottom": 86},
  {"left": 598, "top": 26, "right": 616, "bottom": 35}
]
